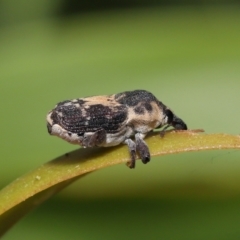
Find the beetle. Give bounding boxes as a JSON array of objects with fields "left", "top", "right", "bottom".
[{"left": 46, "top": 90, "right": 187, "bottom": 168}]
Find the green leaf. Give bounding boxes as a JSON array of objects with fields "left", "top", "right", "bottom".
[{"left": 1, "top": 130, "right": 240, "bottom": 236}]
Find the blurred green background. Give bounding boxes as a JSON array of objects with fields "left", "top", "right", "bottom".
[{"left": 1, "top": 0, "right": 240, "bottom": 239}]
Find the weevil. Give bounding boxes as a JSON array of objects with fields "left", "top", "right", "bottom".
[{"left": 47, "top": 90, "right": 187, "bottom": 168}]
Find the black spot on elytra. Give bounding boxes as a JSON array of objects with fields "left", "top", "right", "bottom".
[
  {"left": 144, "top": 102, "right": 153, "bottom": 112},
  {"left": 86, "top": 104, "right": 127, "bottom": 132},
  {"left": 71, "top": 99, "right": 87, "bottom": 105},
  {"left": 115, "top": 90, "right": 157, "bottom": 107},
  {"left": 76, "top": 99, "right": 87, "bottom": 105},
  {"left": 134, "top": 106, "right": 145, "bottom": 115},
  {"left": 51, "top": 102, "right": 128, "bottom": 134},
  {"left": 50, "top": 110, "right": 59, "bottom": 125},
  {"left": 51, "top": 104, "right": 85, "bottom": 133}
]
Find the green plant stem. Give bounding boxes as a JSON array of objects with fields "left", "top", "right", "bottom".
[{"left": 0, "top": 130, "right": 240, "bottom": 236}]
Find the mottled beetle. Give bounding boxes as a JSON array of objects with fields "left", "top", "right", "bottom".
[{"left": 47, "top": 90, "right": 187, "bottom": 168}]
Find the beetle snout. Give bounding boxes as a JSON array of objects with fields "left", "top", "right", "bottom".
[{"left": 172, "top": 116, "right": 187, "bottom": 130}]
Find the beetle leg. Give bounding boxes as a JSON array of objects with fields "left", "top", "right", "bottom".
[
  {"left": 135, "top": 133, "right": 150, "bottom": 164},
  {"left": 124, "top": 138, "right": 136, "bottom": 169},
  {"left": 82, "top": 128, "right": 106, "bottom": 147},
  {"left": 159, "top": 124, "right": 170, "bottom": 137}
]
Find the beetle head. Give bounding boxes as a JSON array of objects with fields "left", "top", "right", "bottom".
[{"left": 165, "top": 109, "right": 187, "bottom": 130}]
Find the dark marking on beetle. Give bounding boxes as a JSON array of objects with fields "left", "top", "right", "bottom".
[
  {"left": 77, "top": 132, "right": 84, "bottom": 137},
  {"left": 51, "top": 103, "right": 127, "bottom": 134},
  {"left": 76, "top": 99, "right": 87, "bottom": 105},
  {"left": 50, "top": 110, "right": 59, "bottom": 125},
  {"left": 85, "top": 104, "right": 127, "bottom": 132},
  {"left": 144, "top": 102, "right": 153, "bottom": 112},
  {"left": 115, "top": 90, "right": 157, "bottom": 107},
  {"left": 134, "top": 106, "right": 145, "bottom": 115}
]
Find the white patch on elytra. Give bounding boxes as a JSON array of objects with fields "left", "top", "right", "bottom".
[{"left": 63, "top": 102, "right": 73, "bottom": 107}]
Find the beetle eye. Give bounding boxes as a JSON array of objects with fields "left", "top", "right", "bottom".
[{"left": 165, "top": 109, "right": 173, "bottom": 124}]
